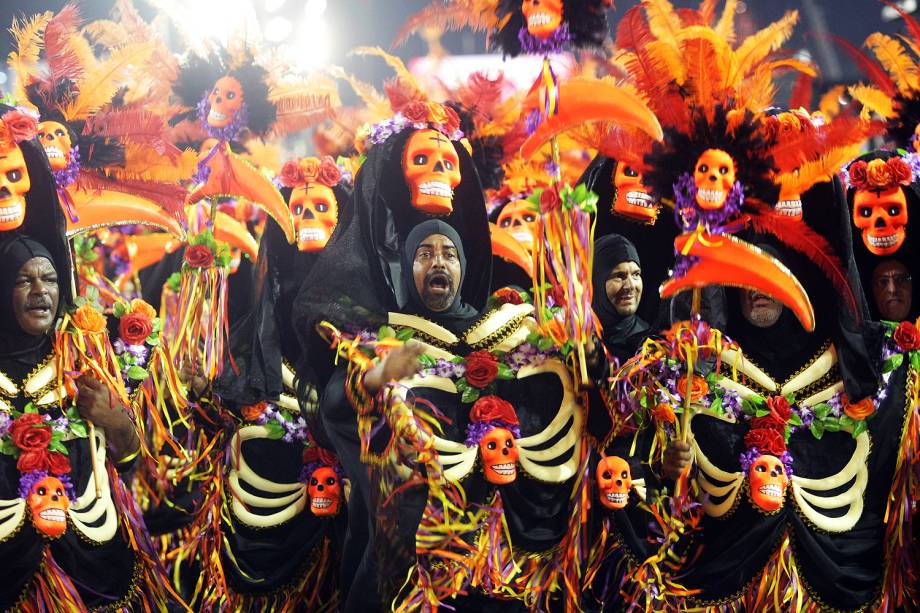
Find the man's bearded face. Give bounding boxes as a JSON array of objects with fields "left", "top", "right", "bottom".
[
  {"left": 872, "top": 259, "right": 912, "bottom": 322},
  {"left": 605, "top": 261, "right": 643, "bottom": 316},
  {"left": 12, "top": 257, "right": 59, "bottom": 336},
  {"left": 740, "top": 289, "right": 783, "bottom": 328},
  {"left": 413, "top": 233, "right": 462, "bottom": 312}
]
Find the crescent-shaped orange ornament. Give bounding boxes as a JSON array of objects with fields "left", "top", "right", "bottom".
[
  {"left": 490, "top": 223, "right": 533, "bottom": 276},
  {"left": 65, "top": 188, "right": 186, "bottom": 239}
]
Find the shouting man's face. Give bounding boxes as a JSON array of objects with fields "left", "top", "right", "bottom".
[
  {"left": 13, "top": 257, "right": 59, "bottom": 336},
  {"left": 605, "top": 261, "right": 643, "bottom": 317},
  {"left": 413, "top": 233, "right": 462, "bottom": 312}
]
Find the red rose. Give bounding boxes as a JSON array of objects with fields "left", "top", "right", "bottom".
[
  {"left": 316, "top": 156, "right": 342, "bottom": 187},
  {"left": 46, "top": 451, "right": 72, "bottom": 476},
  {"left": 469, "top": 395, "right": 519, "bottom": 426},
  {"left": 548, "top": 284, "right": 566, "bottom": 308},
  {"left": 401, "top": 100, "right": 430, "bottom": 124},
  {"left": 279, "top": 160, "right": 305, "bottom": 187},
  {"left": 755, "top": 396, "right": 792, "bottom": 430},
  {"left": 744, "top": 427, "right": 786, "bottom": 456},
  {"left": 847, "top": 161, "right": 868, "bottom": 190},
  {"left": 185, "top": 244, "right": 215, "bottom": 268},
  {"left": 494, "top": 287, "right": 524, "bottom": 306},
  {"left": 893, "top": 320, "right": 920, "bottom": 351},
  {"left": 119, "top": 312, "right": 153, "bottom": 345},
  {"left": 465, "top": 350, "right": 499, "bottom": 389},
  {"left": 17, "top": 449, "right": 51, "bottom": 473},
  {"left": 889, "top": 157, "right": 913, "bottom": 185},
  {"left": 442, "top": 105, "right": 461, "bottom": 135},
  {"left": 2, "top": 110, "right": 38, "bottom": 143},
  {"left": 10, "top": 414, "right": 51, "bottom": 452},
  {"left": 539, "top": 186, "right": 561, "bottom": 214}
]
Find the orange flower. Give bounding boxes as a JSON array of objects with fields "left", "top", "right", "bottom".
[
  {"left": 651, "top": 403, "right": 676, "bottom": 424},
  {"left": 72, "top": 304, "right": 107, "bottom": 333},
  {"left": 676, "top": 374, "right": 709, "bottom": 403},
  {"left": 299, "top": 157, "right": 321, "bottom": 182},
  {"left": 427, "top": 102, "right": 448, "bottom": 126},
  {"left": 241, "top": 401, "right": 268, "bottom": 422},
  {"left": 843, "top": 395, "right": 876, "bottom": 421},
  {"left": 866, "top": 158, "right": 894, "bottom": 189},
  {"left": 129, "top": 299, "right": 157, "bottom": 320}
]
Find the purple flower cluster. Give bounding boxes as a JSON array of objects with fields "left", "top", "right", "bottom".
[
  {"left": 517, "top": 22, "right": 572, "bottom": 55},
  {"left": 464, "top": 420, "right": 521, "bottom": 448},
  {"left": 298, "top": 460, "right": 345, "bottom": 485},
  {"left": 826, "top": 392, "right": 844, "bottom": 418},
  {"left": 722, "top": 389, "right": 743, "bottom": 420},
  {"left": 197, "top": 91, "right": 248, "bottom": 141},
  {"left": 18, "top": 470, "right": 77, "bottom": 501},
  {"left": 738, "top": 448, "right": 794, "bottom": 477},
  {"left": 362, "top": 113, "right": 464, "bottom": 150},
  {"left": 672, "top": 254, "right": 700, "bottom": 279},
  {"left": 0, "top": 412, "right": 10, "bottom": 437},
  {"left": 421, "top": 358, "right": 466, "bottom": 379},
  {"left": 258, "top": 403, "right": 309, "bottom": 444},
  {"left": 53, "top": 147, "right": 81, "bottom": 188},
  {"left": 672, "top": 172, "right": 744, "bottom": 233}
]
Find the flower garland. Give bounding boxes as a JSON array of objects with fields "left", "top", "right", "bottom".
[
  {"left": 112, "top": 299, "right": 162, "bottom": 395},
  {"left": 354, "top": 101, "right": 463, "bottom": 153},
  {"left": 672, "top": 172, "right": 744, "bottom": 234},
  {"left": 244, "top": 401, "right": 309, "bottom": 444},
  {"left": 517, "top": 22, "right": 572, "bottom": 55},
  {"left": 278, "top": 155, "right": 342, "bottom": 189},
  {"left": 841, "top": 153, "right": 916, "bottom": 191}
]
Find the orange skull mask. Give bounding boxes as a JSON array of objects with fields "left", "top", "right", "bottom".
[
  {"left": 403, "top": 129, "right": 461, "bottom": 215},
  {"left": 0, "top": 145, "right": 31, "bottom": 231},
  {"left": 748, "top": 454, "right": 788, "bottom": 512},
  {"left": 479, "top": 427, "right": 519, "bottom": 485},
  {"left": 307, "top": 466, "right": 341, "bottom": 516},
  {"left": 613, "top": 162, "right": 658, "bottom": 221},
  {"left": 693, "top": 149, "right": 736, "bottom": 210},
  {"left": 853, "top": 187, "right": 908, "bottom": 255},
  {"left": 596, "top": 455, "right": 631, "bottom": 509},
  {"left": 207, "top": 76, "right": 244, "bottom": 128},
  {"left": 497, "top": 199, "right": 538, "bottom": 251},
  {"left": 27, "top": 476, "right": 69, "bottom": 538},
  {"left": 521, "top": 0, "right": 564, "bottom": 39},
  {"left": 37, "top": 121, "right": 72, "bottom": 172},
  {"left": 291, "top": 183, "right": 338, "bottom": 251}
]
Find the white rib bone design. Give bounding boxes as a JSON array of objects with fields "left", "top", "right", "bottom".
[{"left": 69, "top": 429, "right": 118, "bottom": 542}]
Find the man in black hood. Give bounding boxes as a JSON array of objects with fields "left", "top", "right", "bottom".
[{"left": 592, "top": 234, "right": 652, "bottom": 363}]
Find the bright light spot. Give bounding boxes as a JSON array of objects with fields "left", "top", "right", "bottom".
[
  {"left": 264, "top": 16, "right": 292, "bottom": 42},
  {"left": 0, "top": 72, "right": 7, "bottom": 86},
  {"left": 181, "top": 0, "right": 258, "bottom": 46},
  {"left": 264, "top": 0, "right": 286, "bottom": 12},
  {"left": 304, "top": 0, "right": 327, "bottom": 17},
  {"left": 283, "top": 14, "right": 330, "bottom": 70}
]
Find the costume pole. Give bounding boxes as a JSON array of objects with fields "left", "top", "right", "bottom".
[
  {"left": 679, "top": 287, "right": 702, "bottom": 443},
  {"left": 87, "top": 420, "right": 103, "bottom": 499}
]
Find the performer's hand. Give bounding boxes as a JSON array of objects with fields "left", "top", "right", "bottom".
[
  {"left": 363, "top": 341, "right": 426, "bottom": 393},
  {"left": 662, "top": 440, "right": 693, "bottom": 481},
  {"left": 76, "top": 373, "right": 139, "bottom": 460},
  {"left": 179, "top": 357, "right": 208, "bottom": 397}
]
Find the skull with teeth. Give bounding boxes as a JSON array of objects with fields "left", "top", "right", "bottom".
[
  {"left": 307, "top": 466, "right": 341, "bottom": 517},
  {"left": 748, "top": 454, "right": 788, "bottom": 512},
  {"left": 27, "top": 475, "right": 69, "bottom": 538},
  {"left": 0, "top": 144, "right": 31, "bottom": 231},
  {"left": 596, "top": 455, "right": 631, "bottom": 510},
  {"left": 207, "top": 76, "right": 245, "bottom": 129},
  {"left": 37, "top": 121, "right": 72, "bottom": 172},
  {"left": 403, "top": 129, "right": 461, "bottom": 215},
  {"left": 497, "top": 199, "right": 539, "bottom": 251},
  {"left": 468, "top": 395, "right": 521, "bottom": 485},
  {"left": 291, "top": 183, "right": 338, "bottom": 251},
  {"left": 693, "top": 149, "right": 736, "bottom": 210},
  {"left": 853, "top": 187, "right": 908, "bottom": 255},
  {"left": 612, "top": 162, "right": 658, "bottom": 221},
  {"left": 521, "top": 0, "right": 564, "bottom": 39}
]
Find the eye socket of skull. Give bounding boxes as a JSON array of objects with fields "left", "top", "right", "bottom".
[
  {"left": 521, "top": 0, "right": 564, "bottom": 39},
  {"left": 0, "top": 145, "right": 31, "bottom": 232},
  {"left": 207, "top": 75, "right": 245, "bottom": 128},
  {"left": 612, "top": 162, "right": 657, "bottom": 221},
  {"left": 497, "top": 199, "right": 539, "bottom": 249},
  {"left": 747, "top": 454, "right": 788, "bottom": 513},
  {"left": 291, "top": 183, "right": 338, "bottom": 252},
  {"left": 478, "top": 427, "right": 519, "bottom": 485},
  {"left": 37, "top": 121, "right": 73, "bottom": 172},
  {"left": 853, "top": 187, "right": 908, "bottom": 255},
  {"left": 402, "top": 129, "right": 461, "bottom": 215},
  {"left": 596, "top": 455, "right": 631, "bottom": 510},
  {"left": 307, "top": 466, "right": 341, "bottom": 516},
  {"left": 27, "top": 475, "right": 69, "bottom": 538},
  {"left": 693, "top": 149, "right": 736, "bottom": 210}
]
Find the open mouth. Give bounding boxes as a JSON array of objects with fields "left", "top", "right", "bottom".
[
  {"left": 311, "top": 497, "right": 333, "bottom": 509},
  {"left": 39, "top": 508, "right": 66, "bottom": 523},
  {"left": 868, "top": 233, "right": 900, "bottom": 249},
  {"left": 625, "top": 191, "right": 656, "bottom": 209},
  {"left": 512, "top": 231, "right": 533, "bottom": 243},
  {"left": 298, "top": 227, "right": 327, "bottom": 243},
  {"left": 44, "top": 146, "right": 64, "bottom": 160},
  {"left": 758, "top": 484, "right": 783, "bottom": 498},
  {"left": 208, "top": 109, "right": 227, "bottom": 123},
  {"left": 419, "top": 181, "right": 453, "bottom": 199},
  {"left": 775, "top": 199, "right": 802, "bottom": 217},
  {"left": 527, "top": 12, "right": 553, "bottom": 27},
  {"left": 749, "top": 292, "right": 774, "bottom": 306},
  {"left": 26, "top": 303, "right": 51, "bottom": 317},
  {"left": 0, "top": 203, "right": 23, "bottom": 223},
  {"left": 697, "top": 188, "right": 725, "bottom": 204},
  {"left": 605, "top": 491, "right": 627, "bottom": 505},
  {"left": 427, "top": 273, "right": 451, "bottom": 294},
  {"left": 490, "top": 463, "right": 515, "bottom": 476}
]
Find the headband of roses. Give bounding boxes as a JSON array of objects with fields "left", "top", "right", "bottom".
[
  {"left": 0, "top": 109, "right": 39, "bottom": 152},
  {"left": 279, "top": 155, "right": 343, "bottom": 189},
  {"left": 464, "top": 395, "right": 521, "bottom": 447},
  {"left": 355, "top": 100, "right": 463, "bottom": 154},
  {"left": 842, "top": 155, "right": 917, "bottom": 192},
  {"left": 300, "top": 446, "right": 345, "bottom": 482},
  {"left": 739, "top": 396, "right": 794, "bottom": 476}
]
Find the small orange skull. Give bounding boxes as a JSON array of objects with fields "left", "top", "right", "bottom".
[
  {"left": 479, "top": 427, "right": 518, "bottom": 485},
  {"left": 403, "top": 129, "right": 461, "bottom": 215},
  {"left": 853, "top": 187, "right": 908, "bottom": 255},
  {"left": 613, "top": 162, "right": 658, "bottom": 221},
  {"left": 693, "top": 149, "right": 736, "bottom": 210},
  {"left": 0, "top": 145, "right": 31, "bottom": 231},
  {"left": 521, "top": 0, "right": 564, "bottom": 39},
  {"left": 207, "top": 76, "right": 244, "bottom": 128},
  {"left": 596, "top": 455, "right": 631, "bottom": 509},
  {"left": 307, "top": 466, "right": 341, "bottom": 516},
  {"left": 290, "top": 183, "right": 338, "bottom": 251},
  {"left": 497, "top": 199, "right": 538, "bottom": 251},
  {"left": 37, "top": 121, "right": 72, "bottom": 172},
  {"left": 27, "top": 476, "right": 69, "bottom": 538},
  {"left": 748, "top": 454, "right": 788, "bottom": 512},
  {"left": 775, "top": 178, "right": 803, "bottom": 220}
]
